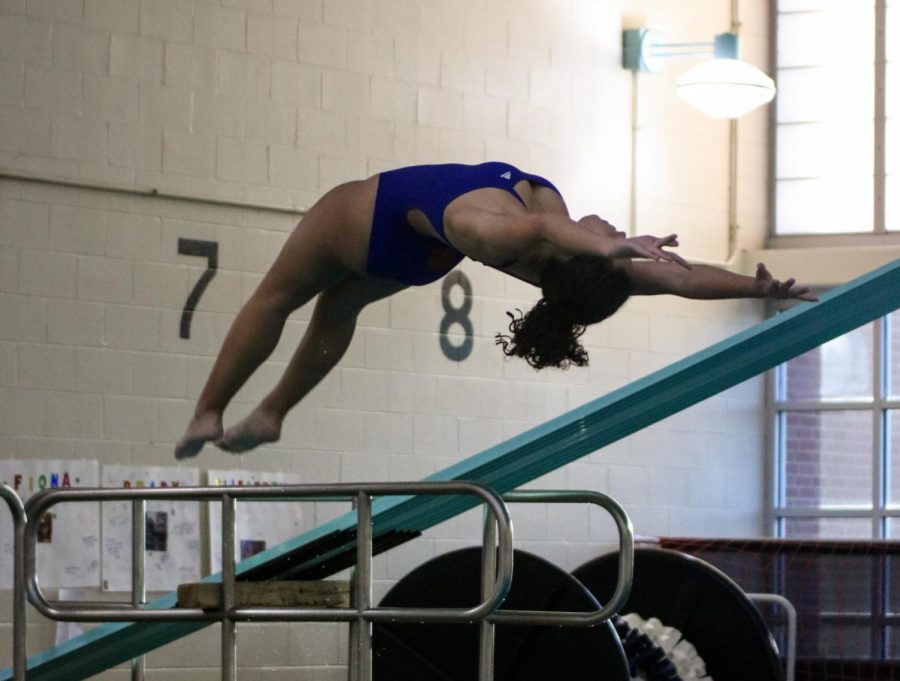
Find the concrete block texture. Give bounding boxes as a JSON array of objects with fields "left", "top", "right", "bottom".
[
  {"left": 194, "top": 3, "right": 247, "bottom": 51},
  {"left": 52, "top": 24, "right": 110, "bottom": 75},
  {"left": 86, "top": 0, "right": 139, "bottom": 33},
  {"left": 18, "top": 343, "right": 77, "bottom": 390},
  {"left": 164, "top": 43, "right": 217, "bottom": 92},
  {"left": 0, "top": 293, "right": 47, "bottom": 342},
  {"left": 110, "top": 34, "right": 165, "bottom": 84},
  {"left": 0, "top": 248, "right": 17, "bottom": 293},
  {"left": 0, "top": 14, "right": 52, "bottom": 64},
  {"left": 25, "top": 65, "right": 82, "bottom": 112},
  {"left": 248, "top": 11, "right": 299, "bottom": 60},
  {"left": 140, "top": 0, "right": 194, "bottom": 43}
]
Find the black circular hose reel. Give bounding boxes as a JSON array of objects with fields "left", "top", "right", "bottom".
[
  {"left": 574, "top": 548, "right": 784, "bottom": 681},
  {"left": 372, "top": 547, "right": 630, "bottom": 680},
  {"left": 372, "top": 546, "right": 784, "bottom": 681}
]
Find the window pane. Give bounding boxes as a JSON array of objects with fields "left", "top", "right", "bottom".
[
  {"left": 778, "top": 68, "right": 874, "bottom": 123},
  {"left": 776, "top": 68, "right": 826, "bottom": 123},
  {"left": 891, "top": 312, "right": 900, "bottom": 398},
  {"left": 886, "top": 119, "right": 900, "bottom": 175},
  {"left": 890, "top": 1, "right": 900, "bottom": 63},
  {"left": 777, "top": 177, "right": 874, "bottom": 234},
  {"left": 886, "top": 175, "right": 900, "bottom": 231},
  {"left": 778, "top": 6, "right": 874, "bottom": 69},
  {"left": 817, "top": 622, "right": 875, "bottom": 659},
  {"left": 888, "top": 627, "right": 900, "bottom": 658},
  {"left": 781, "top": 324, "right": 874, "bottom": 401},
  {"left": 778, "top": 14, "right": 822, "bottom": 68},
  {"left": 887, "top": 4, "right": 900, "bottom": 230},
  {"left": 889, "top": 411, "right": 900, "bottom": 503},
  {"left": 782, "top": 411, "right": 874, "bottom": 508},
  {"left": 888, "top": 63, "right": 900, "bottom": 118},
  {"left": 777, "top": 122, "right": 874, "bottom": 179},
  {"left": 779, "top": 1, "right": 829, "bottom": 13},
  {"left": 889, "top": 553, "right": 900, "bottom": 614},
  {"left": 782, "top": 517, "right": 873, "bottom": 538},
  {"left": 776, "top": 2, "right": 875, "bottom": 235}
]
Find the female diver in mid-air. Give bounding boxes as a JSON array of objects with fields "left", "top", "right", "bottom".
[{"left": 174, "top": 161, "right": 815, "bottom": 459}]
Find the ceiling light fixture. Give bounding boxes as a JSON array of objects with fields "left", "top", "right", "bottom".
[{"left": 623, "top": 29, "right": 776, "bottom": 119}]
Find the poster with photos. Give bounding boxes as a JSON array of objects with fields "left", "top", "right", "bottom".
[
  {"left": 0, "top": 459, "right": 100, "bottom": 589},
  {"left": 207, "top": 469, "right": 304, "bottom": 574},
  {"left": 101, "top": 465, "right": 201, "bottom": 592}
]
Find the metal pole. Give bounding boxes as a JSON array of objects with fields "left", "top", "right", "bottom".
[
  {"left": 629, "top": 70, "right": 639, "bottom": 237},
  {"left": 348, "top": 493, "right": 359, "bottom": 681},
  {"left": 478, "top": 507, "right": 498, "bottom": 681},
  {"left": 748, "top": 593, "right": 797, "bottom": 681},
  {"left": 221, "top": 494, "right": 237, "bottom": 681},
  {"left": 0, "top": 170, "right": 306, "bottom": 216},
  {"left": 131, "top": 499, "right": 146, "bottom": 681},
  {"left": 1, "top": 485, "right": 26, "bottom": 681},
  {"left": 353, "top": 492, "right": 373, "bottom": 681}
]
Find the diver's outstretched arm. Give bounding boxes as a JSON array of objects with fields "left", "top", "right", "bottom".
[{"left": 630, "top": 261, "right": 817, "bottom": 301}]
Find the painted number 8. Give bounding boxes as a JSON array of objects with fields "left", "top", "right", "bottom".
[{"left": 440, "top": 270, "right": 473, "bottom": 362}]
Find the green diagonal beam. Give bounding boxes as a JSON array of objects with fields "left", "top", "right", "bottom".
[{"left": 5, "top": 258, "right": 899, "bottom": 681}]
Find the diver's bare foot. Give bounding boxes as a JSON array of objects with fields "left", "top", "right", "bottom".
[
  {"left": 174, "top": 411, "right": 223, "bottom": 459},
  {"left": 217, "top": 408, "right": 281, "bottom": 453}
]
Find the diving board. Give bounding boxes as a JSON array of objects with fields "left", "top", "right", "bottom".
[{"left": 5, "top": 258, "right": 900, "bottom": 681}]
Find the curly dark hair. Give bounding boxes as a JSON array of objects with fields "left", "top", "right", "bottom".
[{"left": 495, "top": 255, "right": 632, "bottom": 370}]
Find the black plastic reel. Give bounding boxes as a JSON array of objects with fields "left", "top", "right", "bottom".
[
  {"left": 372, "top": 547, "right": 631, "bottom": 681},
  {"left": 573, "top": 547, "right": 784, "bottom": 681}
]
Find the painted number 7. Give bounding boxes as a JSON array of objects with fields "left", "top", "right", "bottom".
[{"left": 178, "top": 238, "right": 219, "bottom": 339}]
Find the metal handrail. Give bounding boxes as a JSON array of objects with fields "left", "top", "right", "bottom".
[
  {"left": 23, "top": 482, "right": 514, "bottom": 625},
  {"left": 748, "top": 592, "right": 797, "bottom": 681},
  {"left": 492, "top": 490, "right": 634, "bottom": 625},
  {"left": 15, "top": 483, "right": 634, "bottom": 681},
  {"left": 475, "top": 489, "right": 635, "bottom": 681},
  {"left": 0, "top": 484, "right": 25, "bottom": 681}
]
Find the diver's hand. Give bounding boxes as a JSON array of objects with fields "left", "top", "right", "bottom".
[
  {"left": 754, "top": 263, "right": 818, "bottom": 301},
  {"left": 609, "top": 234, "right": 692, "bottom": 269}
]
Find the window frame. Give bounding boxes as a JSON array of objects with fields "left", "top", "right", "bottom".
[{"left": 767, "top": 314, "right": 900, "bottom": 538}]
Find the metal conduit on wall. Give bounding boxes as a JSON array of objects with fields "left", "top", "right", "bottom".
[
  {"left": 0, "top": 170, "right": 308, "bottom": 217},
  {"left": 629, "top": 0, "right": 746, "bottom": 266}
]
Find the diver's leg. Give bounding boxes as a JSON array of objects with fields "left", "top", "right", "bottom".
[
  {"left": 217, "top": 275, "right": 407, "bottom": 453},
  {"left": 174, "top": 205, "right": 349, "bottom": 459}
]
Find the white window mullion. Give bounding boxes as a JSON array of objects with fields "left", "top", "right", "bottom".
[
  {"left": 766, "top": 363, "right": 779, "bottom": 535},
  {"left": 874, "top": 317, "right": 885, "bottom": 538},
  {"left": 775, "top": 400, "right": 879, "bottom": 411},
  {"left": 777, "top": 507, "right": 900, "bottom": 517}
]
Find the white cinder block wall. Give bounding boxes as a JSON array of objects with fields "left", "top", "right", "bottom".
[{"left": 0, "top": 0, "right": 773, "bottom": 677}]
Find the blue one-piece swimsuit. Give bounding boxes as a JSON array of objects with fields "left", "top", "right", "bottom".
[{"left": 366, "top": 161, "right": 560, "bottom": 285}]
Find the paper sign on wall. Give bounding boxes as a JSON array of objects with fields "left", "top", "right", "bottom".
[
  {"left": 101, "top": 465, "right": 201, "bottom": 592},
  {"left": 207, "top": 469, "right": 304, "bottom": 575},
  {"left": 0, "top": 459, "right": 100, "bottom": 589},
  {"left": 55, "top": 588, "right": 86, "bottom": 645}
]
